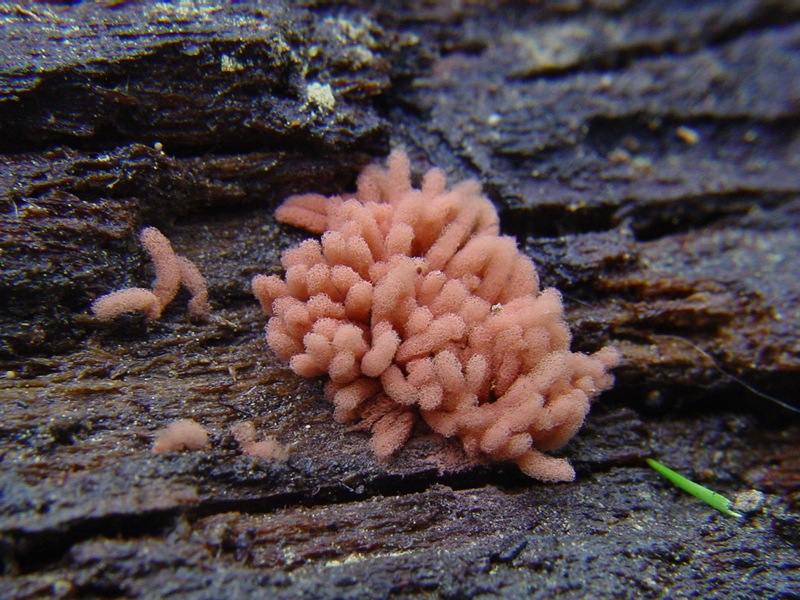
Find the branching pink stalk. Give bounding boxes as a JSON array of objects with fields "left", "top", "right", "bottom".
[{"left": 92, "top": 227, "right": 210, "bottom": 322}]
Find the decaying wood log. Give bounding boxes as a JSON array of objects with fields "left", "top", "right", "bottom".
[{"left": 0, "top": 1, "right": 798, "bottom": 598}]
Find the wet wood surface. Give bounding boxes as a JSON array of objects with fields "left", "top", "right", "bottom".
[{"left": 0, "top": 2, "right": 798, "bottom": 598}]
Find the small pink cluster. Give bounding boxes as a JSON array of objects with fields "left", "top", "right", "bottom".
[
  {"left": 231, "top": 421, "right": 288, "bottom": 461},
  {"left": 253, "top": 151, "right": 618, "bottom": 481},
  {"left": 152, "top": 419, "right": 210, "bottom": 454},
  {"left": 91, "top": 227, "right": 210, "bottom": 322}
]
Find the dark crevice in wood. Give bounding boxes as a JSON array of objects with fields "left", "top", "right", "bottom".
[{"left": 1, "top": 509, "right": 180, "bottom": 576}]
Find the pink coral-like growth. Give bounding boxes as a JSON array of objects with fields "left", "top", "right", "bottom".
[
  {"left": 253, "top": 151, "right": 619, "bottom": 482},
  {"left": 91, "top": 227, "right": 210, "bottom": 322}
]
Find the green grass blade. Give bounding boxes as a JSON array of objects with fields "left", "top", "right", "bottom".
[{"left": 646, "top": 458, "right": 742, "bottom": 518}]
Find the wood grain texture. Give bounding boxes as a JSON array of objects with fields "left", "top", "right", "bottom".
[{"left": 0, "top": 1, "right": 797, "bottom": 598}]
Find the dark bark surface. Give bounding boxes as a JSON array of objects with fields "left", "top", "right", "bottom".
[{"left": 0, "top": 1, "right": 798, "bottom": 598}]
